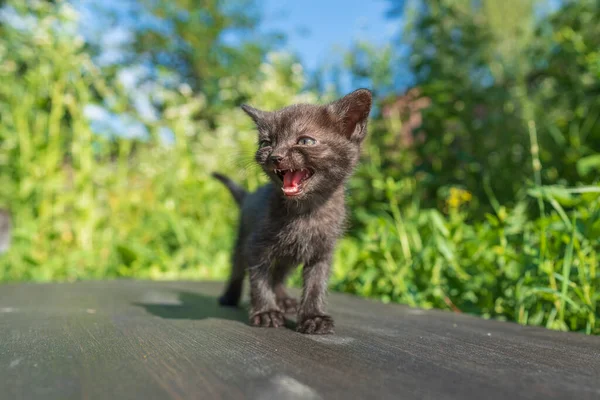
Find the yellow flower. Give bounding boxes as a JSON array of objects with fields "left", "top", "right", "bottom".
[{"left": 446, "top": 187, "right": 473, "bottom": 209}]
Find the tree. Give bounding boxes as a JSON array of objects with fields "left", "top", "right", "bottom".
[{"left": 133, "top": 0, "right": 284, "bottom": 120}]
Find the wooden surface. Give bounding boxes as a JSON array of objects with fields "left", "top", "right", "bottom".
[{"left": 0, "top": 280, "right": 599, "bottom": 400}]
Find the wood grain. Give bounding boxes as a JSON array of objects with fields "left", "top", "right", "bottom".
[{"left": 0, "top": 280, "right": 598, "bottom": 399}]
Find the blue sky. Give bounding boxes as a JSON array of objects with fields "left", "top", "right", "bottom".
[
  {"left": 74, "top": 0, "right": 399, "bottom": 73},
  {"left": 261, "top": 0, "right": 398, "bottom": 71}
]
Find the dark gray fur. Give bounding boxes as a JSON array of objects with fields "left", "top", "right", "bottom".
[{"left": 214, "top": 89, "right": 372, "bottom": 334}]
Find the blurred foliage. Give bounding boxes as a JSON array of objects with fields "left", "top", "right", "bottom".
[
  {"left": 133, "top": 0, "right": 284, "bottom": 121},
  {"left": 0, "top": 0, "right": 598, "bottom": 335},
  {"left": 399, "top": 0, "right": 600, "bottom": 208}
]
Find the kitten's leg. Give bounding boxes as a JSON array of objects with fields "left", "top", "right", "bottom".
[
  {"left": 297, "top": 256, "right": 334, "bottom": 334},
  {"left": 218, "top": 230, "right": 246, "bottom": 307},
  {"left": 248, "top": 262, "right": 284, "bottom": 328},
  {"left": 272, "top": 262, "right": 298, "bottom": 314}
]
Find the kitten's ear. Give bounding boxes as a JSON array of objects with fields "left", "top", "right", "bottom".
[
  {"left": 329, "top": 88, "right": 372, "bottom": 142},
  {"left": 241, "top": 104, "right": 270, "bottom": 129}
]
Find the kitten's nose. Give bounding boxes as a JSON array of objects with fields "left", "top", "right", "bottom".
[{"left": 270, "top": 155, "right": 283, "bottom": 165}]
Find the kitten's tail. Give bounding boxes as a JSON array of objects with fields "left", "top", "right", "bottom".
[{"left": 211, "top": 173, "right": 247, "bottom": 207}]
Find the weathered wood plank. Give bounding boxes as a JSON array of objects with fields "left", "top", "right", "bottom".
[{"left": 0, "top": 280, "right": 598, "bottom": 400}]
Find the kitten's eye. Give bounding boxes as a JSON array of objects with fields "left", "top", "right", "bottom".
[
  {"left": 258, "top": 140, "right": 271, "bottom": 148},
  {"left": 297, "top": 137, "right": 317, "bottom": 146}
]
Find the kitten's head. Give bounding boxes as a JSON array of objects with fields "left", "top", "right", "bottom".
[{"left": 242, "top": 89, "right": 372, "bottom": 201}]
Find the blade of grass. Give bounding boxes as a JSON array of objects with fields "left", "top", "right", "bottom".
[{"left": 559, "top": 219, "right": 576, "bottom": 323}]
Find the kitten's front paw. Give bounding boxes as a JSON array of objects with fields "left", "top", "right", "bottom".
[
  {"left": 250, "top": 310, "right": 285, "bottom": 328},
  {"left": 276, "top": 297, "right": 298, "bottom": 314},
  {"left": 297, "top": 315, "right": 334, "bottom": 334}
]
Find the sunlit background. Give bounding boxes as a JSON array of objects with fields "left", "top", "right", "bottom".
[{"left": 0, "top": 0, "right": 598, "bottom": 334}]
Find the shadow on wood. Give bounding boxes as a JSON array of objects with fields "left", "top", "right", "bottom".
[
  {"left": 134, "top": 291, "right": 248, "bottom": 323},
  {"left": 135, "top": 290, "right": 300, "bottom": 330}
]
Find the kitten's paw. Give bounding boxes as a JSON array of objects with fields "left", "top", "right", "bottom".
[
  {"left": 276, "top": 297, "right": 298, "bottom": 314},
  {"left": 297, "top": 315, "right": 335, "bottom": 334},
  {"left": 250, "top": 310, "right": 285, "bottom": 328}
]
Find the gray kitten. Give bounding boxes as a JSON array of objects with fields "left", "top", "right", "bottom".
[{"left": 213, "top": 89, "right": 372, "bottom": 334}]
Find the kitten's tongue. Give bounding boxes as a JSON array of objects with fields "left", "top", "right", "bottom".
[{"left": 282, "top": 170, "right": 307, "bottom": 196}]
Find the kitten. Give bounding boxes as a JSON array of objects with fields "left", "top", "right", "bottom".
[{"left": 214, "top": 89, "right": 372, "bottom": 334}]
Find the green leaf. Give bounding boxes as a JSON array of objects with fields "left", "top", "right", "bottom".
[
  {"left": 429, "top": 210, "right": 450, "bottom": 238},
  {"left": 577, "top": 155, "right": 600, "bottom": 176},
  {"left": 527, "top": 186, "right": 576, "bottom": 207}
]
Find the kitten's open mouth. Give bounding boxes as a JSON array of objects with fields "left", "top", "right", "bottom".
[{"left": 274, "top": 168, "right": 313, "bottom": 197}]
